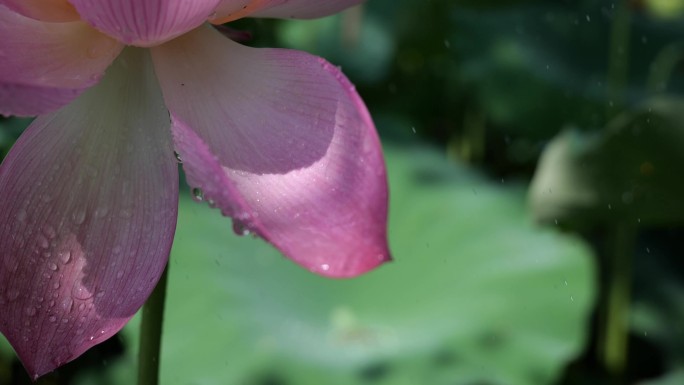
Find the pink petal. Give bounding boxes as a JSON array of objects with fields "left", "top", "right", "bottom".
[
  {"left": 0, "top": 0, "right": 80, "bottom": 22},
  {"left": 0, "top": 7, "right": 122, "bottom": 117},
  {"left": 151, "top": 26, "right": 390, "bottom": 278},
  {"left": 0, "top": 48, "right": 178, "bottom": 378},
  {"left": 69, "top": 0, "right": 221, "bottom": 47},
  {"left": 211, "top": 0, "right": 364, "bottom": 23}
]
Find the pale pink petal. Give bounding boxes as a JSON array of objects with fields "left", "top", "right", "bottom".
[
  {"left": 211, "top": 0, "right": 364, "bottom": 23},
  {"left": 0, "top": 48, "right": 177, "bottom": 378},
  {"left": 0, "top": 0, "right": 79, "bottom": 22},
  {"left": 69, "top": 0, "right": 221, "bottom": 46},
  {"left": 152, "top": 26, "right": 389, "bottom": 278},
  {"left": 0, "top": 7, "right": 122, "bottom": 117}
]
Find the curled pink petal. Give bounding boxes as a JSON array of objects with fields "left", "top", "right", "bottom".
[
  {"left": 0, "top": 48, "right": 178, "bottom": 378},
  {"left": 152, "top": 26, "right": 390, "bottom": 278},
  {"left": 0, "top": 0, "right": 80, "bottom": 22},
  {"left": 211, "top": 0, "right": 364, "bottom": 23},
  {"left": 0, "top": 7, "right": 122, "bottom": 116},
  {"left": 69, "top": 0, "right": 221, "bottom": 46}
]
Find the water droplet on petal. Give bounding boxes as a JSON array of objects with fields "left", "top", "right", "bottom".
[
  {"left": 37, "top": 235, "right": 49, "bottom": 249},
  {"left": 49, "top": 315, "right": 57, "bottom": 323},
  {"left": 94, "top": 206, "right": 110, "bottom": 218},
  {"left": 7, "top": 289, "right": 20, "bottom": 302},
  {"left": 192, "top": 187, "right": 204, "bottom": 202},
  {"left": 116, "top": 270, "right": 124, "bottom": 279},
  {"left": 59, "top": 251, "right": 72, "bottom": 264},
  {"left": 62, "top": 297, "right": 74, "bottom": 313},
  {"left": 47, "top": 262, "right": 58, "bottom": 271},
  {"left": 173, "top": 151, "right": 183, "bottom": 163},
  {"left": 72, "top": 286, "right": 93, "bottom": 300},
  {"left": 24, "top": 306, "right": 37, "bottom": 316},
  {"left": 321, "top": 263, "right": 330, "bottom": 271},
  {"left": 16, "top": 209, "right": 27, "bottom": 222},
  {"left": 72, "top": 209, "right": 86, "bottom": 225}
]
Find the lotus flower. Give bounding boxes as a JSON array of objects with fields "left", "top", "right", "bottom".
[{"left": 0, "top": 0, "right": 390, "bottom": 378}]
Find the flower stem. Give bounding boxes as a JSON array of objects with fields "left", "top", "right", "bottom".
[{"left": 137, "top": 264, "right": 169, "bottom": 385}]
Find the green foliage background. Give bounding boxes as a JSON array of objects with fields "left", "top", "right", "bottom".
[{"left": 2, "top": 0, "right": 684, "bottom": 384}]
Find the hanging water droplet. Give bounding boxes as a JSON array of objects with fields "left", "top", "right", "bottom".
[
  {"left": 232, "top": 220, "right": 250, "bottom": 236},
  {"left": 192, "top": 187, "right": 204, "bottom": 202},
  {"left": 173, "top": 151, "right": 183, "bottom": 163}
]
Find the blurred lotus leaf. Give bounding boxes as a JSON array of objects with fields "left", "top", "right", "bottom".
[
  {"left": 67, "top": 144, "right": 597, "bottom": 385},
  {"left": 529, "top": 98, "right": 684, "bottom": 227}
]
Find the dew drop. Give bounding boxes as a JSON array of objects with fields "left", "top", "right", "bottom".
[
  {"left": 94, "top": 206, "right": 110, "bottom": 218},
  {"left": 42, "top": 225, "right": 57, "bottom": 239},
  {"left": 59, "top": 251, "right": 72, "bottom": 264},
  {"left": 72, "top": 209, "right": 86, "bottom": 225},
  {"left": 37, "top": 235, "right": 49, "bottom": 249},
  {"left": 72, "top": 286, "right": 93, "bottom": 300},
  {"left": 47, "top": 262, "right": 58, "bottom": 271},
  {"left": 62, "top": 297, "right": 74, "bottom": 313},
  {"left": 192, "top": 187, "right": 204, "bottom": 202}
]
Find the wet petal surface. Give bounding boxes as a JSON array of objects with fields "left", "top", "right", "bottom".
[
  {"left": 152, "top": 26, "right": 390, "bottom": 277},
  {"left": 0, "top": 48, "right": 177, "bottom": 378}
]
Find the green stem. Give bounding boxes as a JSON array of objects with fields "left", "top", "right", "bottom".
[
  {"left": 137, "top": 264, "right": 169, "bottom": 385},
  {"left": 599, "top": 223, "right": 635, "bottom": 379}
]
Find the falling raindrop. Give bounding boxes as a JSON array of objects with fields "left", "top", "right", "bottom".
[{"left": 192, "top": 187, "right": 204, "bottom": 202}]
